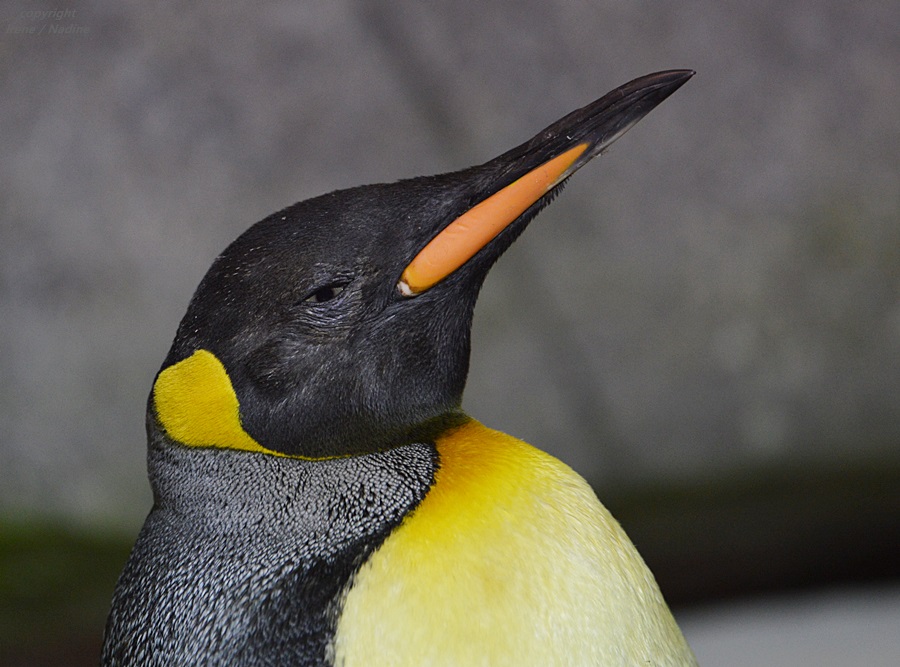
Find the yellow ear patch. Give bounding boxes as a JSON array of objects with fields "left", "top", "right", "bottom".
[{"left": 153, "top": 349, "right": 280, "bottom": 456}]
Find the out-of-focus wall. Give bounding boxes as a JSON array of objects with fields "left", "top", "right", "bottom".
[{"left": 1, "top": 0, "right": 898, "bottom": 528}]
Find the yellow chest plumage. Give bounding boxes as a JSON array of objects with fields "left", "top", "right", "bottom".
[{"left": 334, "top": 419, "right": 697, "bottom": 666}]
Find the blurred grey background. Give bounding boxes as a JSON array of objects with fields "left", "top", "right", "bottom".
[{"left": 1, "top": 0, "right": 898, "bottom": 664}]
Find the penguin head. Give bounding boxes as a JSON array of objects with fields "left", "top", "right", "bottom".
[{"left": 150, "top": 70, "right": 693, "bottom": 459}]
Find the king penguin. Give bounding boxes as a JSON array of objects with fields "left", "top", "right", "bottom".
[{"left": 103, "top": 70, "right": 697, "bottom": 666}]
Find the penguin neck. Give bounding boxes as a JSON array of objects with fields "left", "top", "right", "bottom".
[
  {"left": 147, "top": 343, "right": 470, "bottom": 458},
  {"left": 106, "top": 429, "right": 441, "bottom": 664},
  {"left": 145, "top": 426, "right": 439, "bottom": 528}
]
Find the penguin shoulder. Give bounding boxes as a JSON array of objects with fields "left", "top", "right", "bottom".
[{"left": 334, "top": 418, "right": 696, "bottom": 666}]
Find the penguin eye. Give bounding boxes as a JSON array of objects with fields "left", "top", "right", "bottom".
[{"left": 303, "top": 283, "right": 347, "bottom": 304}]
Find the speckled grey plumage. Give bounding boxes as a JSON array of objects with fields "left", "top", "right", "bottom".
[{"left": 102, "top": 427, "right": 437, "bottom": 666}]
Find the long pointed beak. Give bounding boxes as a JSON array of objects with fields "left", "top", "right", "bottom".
[{"left": 398, "top": 69, "right": 694, "bottom": 296}]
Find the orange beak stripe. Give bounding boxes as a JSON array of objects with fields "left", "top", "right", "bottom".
[{"left": 399, "top": 143, "right": 589, "bottom": 296}]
